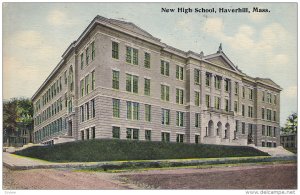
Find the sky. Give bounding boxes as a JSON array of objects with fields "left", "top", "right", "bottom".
[{"left": 3, "top": 2, "right": 297, "bottom": 126}]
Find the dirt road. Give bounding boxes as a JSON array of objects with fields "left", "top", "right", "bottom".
[{"left": 3, "top": 163, "right": 297, "bottom": 190}]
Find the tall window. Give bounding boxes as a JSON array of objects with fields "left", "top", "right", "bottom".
[
  {"left": 274, "top": 95, "right": 277, "bottom": 105},
  {"left": 242, "top": 104, "right": 245, "bottom": 116},
  {"left": 145, "top": 130, "right": 151, "bottom": 141},
  {"left": 214, "top": 76, "right": 221, "bottom": 90},
  {"left": 85, "top": 75, "right": 90, "bottom": 95},
  {"left": 126, "top": 74, "right": 138, "bottom": 93},
  {"left": 161, "top": 60, "right": 169, "bottom": 76},
  {"left": 262, "top": 108, "right": 265, "bottom": 119},
  {"left": 176, "top": 88, "right": 184, "bottom": 104},
  {"left": 145, "top": 104, "right": 151, "bottom": 122},
  {"left": 242, "top": 87, "right": 245, "bottom": 98},
  {"left": 267, "top": 109, "right": 272, "bottom": 121},
  {"left": 64, "top": 70, "right": 67, "bottom": 84},
  {"left": 127, "top": 101, "right": 139, "bottom": 120},
  {"left": 262, "top": 125, "right": 265, "bottom": 136},
  {"left": 248, "top": 106, "right": 253, "bottom": 118},
  {"left": 86, "top": 47, "right": 90, "bottom": 65},
  {"left": 206, "top": 73, "right": 211, "bottom": 87},
  {"left": 161, "top": 85, "right": 170, "bottom": 101},
  {"left": 206, "top": 95, "right": 210, "bottom": 108},
  {"left": 126, "top": 46, "right": 138, "bottom": 65},
  {"left": 86, "top": 102, "right": 90, "bottom": 120},
  {"left": 242, "top": 122, "right": 245, "bottom": 134},
  {"left": 91, "top": 99, "right": 95, "bottom": 118},
  {"left": 112, "top": 41, "right": 119, "bottom": 59},
  {"left": 195, "top": 91, "right": 200, "bottom": 106},
  {"left": 176, "top": 111, "right": 184, "bottom": 127},
  {"left": 176, "top": 65, "right": 184, "bottom": 80},
  {"left": 144, "top": 52, "right": 150, "bottom": 68},
  {"left": 267, "top": 93, "right": 272, "bottom": 103},
  {"left": 225, "top": 99, "right": 229, "bottom": 112},
  {"left": 112, "top": 70, "right": 119, "bottom": 90},
  {"left": 215, "top": 97, "right": 221, "bottom": 110},
  {"left": 80, "top": 79, "right": 84, "bottom": 97},
  {"left": 176, "top": 134, "right": 184, "bottom": 143},
  {"left": 225, "top": 79, "right": 230, "bottom": 92},
  {"left": 194, "top": 69, "right": 200, "bottom": 85},
  {"left": 112, "top": 126, "right": 120, "bottom": 139},
  {"left": 91, "top": 127, "right": 95, "bottom": 139},
  {"left": 267, "top": 126, "right": 272, "bottom": 136},
  {"left": 162, "top": 109, "right": 170, "bottom": 125},
  {"left": 80, "top": 105, "right": 84, "bottom": 122},
  {"left": 234, "top": 101, "right": 238, "bottom": 112},
  {"left": 91, "top": 41, "right": 95, "bottom": 60},
  {"left": 262, "top": 91, "right": 265, "bottom": 102},
  {"left": 235, "top": 82, "right": 239, "bottom": 95},
  {"left": 161, "top": 132, "right": 170, "bottom": 142},
  {"left": 126, "top": 128, "right": 139, "bottom": 140},
  {"left": 112, "top": 99, "right": 120, "bottom": 118},
  {"left": 249, "top": 89, "right": 253, "bottom": 100},
  {"left": 91, "top": 70, "right": 95, "bottom": 90},
  {"left": 80, "top": 53, "right": 84, "bottom": 69},
  {"left": 195, "top": 113, "right": 200, "bottom": 127},
  {"left": 144, "top": 78, "right": 151, "bottom": 96},
  {"left": 273, "top": 111, "right": 276, "bottom": 121}
]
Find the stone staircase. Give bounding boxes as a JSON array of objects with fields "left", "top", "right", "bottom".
[{"left": 251, "top": 145, "right": 296, "bottom": 157}]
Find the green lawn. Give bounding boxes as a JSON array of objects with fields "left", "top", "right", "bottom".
[{"left": 14, "top": 139, "right": 269, "bottom": 162}]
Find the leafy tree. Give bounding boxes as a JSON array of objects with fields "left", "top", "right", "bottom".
[{"left": 282, "top": 112, "right": 297, "bottom": 134}]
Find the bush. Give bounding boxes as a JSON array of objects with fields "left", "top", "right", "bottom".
[{"left": 14, "top": 139, "right": 269, "bottom": 162}]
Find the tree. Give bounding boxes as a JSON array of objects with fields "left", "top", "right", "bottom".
[{"left": 282, "top": 112, "right": 297, "bottom": 134}]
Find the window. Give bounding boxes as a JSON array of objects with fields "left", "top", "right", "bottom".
[
  {"left": 195, "top": 91, "right": 200, "bottom": 106},
  {"left": 274, "top": 95, "right": 277, "bottom": 105},
  {"left": 242, "top": 87, "right": 245, "bottom": 98},
  {"left": 80, "top": 105, "right": 84, "bottom": 122},
  {"left": 144, "top": 78, "right": 151, "bottom": 96},
  {"left": 176, "top": 65, "right": 184, "bottom": 80},
  {"left": 81, "top": 130, "right": 84, "bottom": 140},
  {"left": 262, "top": 91, "right": 265, "bottom": 102},
  {"left": 80, "top": 79, "right": 84, "bottom": 97},
  {"left": 273, "top": 127, "right": 276, "bottom": 137},
  {"left": 64, "top": 70, "right": 67, "bottom": 84},
  {"left": 235, "top": 82, "right": 239, "bottom": 95},
  {"left": 176, "top": 111, "right": 184, "bottom": 127},
  {"left": 225, "top": 99, "right": 229, "bottom": 112},
  {"left": 225, "top": 79, "right": 230, "bottom": 92},
  {"left": 215, "top": 97, "right": 221, "bottom": 110},
  {"left": 126, "top": 74, "right": 138, "bottom": 93},
  {"left": 242, "top": 122, "right": 245, "bottom": 134},
  {"left": 267, "top": 126, "right": 272, "bottom": 136},
  {"left": 112, "top": 41, "right": 119, "bottom": 59},
  {"left": 248, "top": 106, "right": 253, "bottom": 118},
  {"left": 267, "top": 109, "right": 272, "bottom": 121},
  {"left": 86, "top": 129, "right": 90, "bottom": 140},
  {"left": 91, "top": 70, "right": 95, "bottom": 90},
  {"left": 206, "top": 73, "right": 211, "bottom": 87},
  {"left": 162, "top": 109, "right": 170, "bottom": 125},
  {"left": 80, "top": 53, "right": 84, "bottom": 69},
  {"left": 262, "top": 108, "right": 265, "bottom": 119},
  {"left": 145, "top": 130, "right": 151, "bottom": 141},
  {"left": 262, "top": 125, "right": 265, "bottom": 136},
  {"left": 126, "top": 128, "right": 139, "bottom": 140},
  {"left": 91, "top": 99, "right": 95, "bottom": 118},
  {"left": 85, "top": 75, "right": 90, "bottom": 95},
  {"left": 161, "top": 132, "right": 170, "bottom": 142},
  {"left": 195, "top": 135, "right": 199, "bottom": 144},
  {"left": 145, "top": 104, "right": 151, "bottom": 122},
  {"left": 249, "top": 89, "right": 253, "bottom": 100},
  {"left": 176, "top": 134, "right": 184, "bottom": 143},
  {"left": 144, "top": 52, "right": 150, "bottom": 68},
  {"left": 206, "top": 95, "right": 210, "bottom": 108},
  {"left": 194, "top": 69, "right": 200, "bottom": 85},
  {"left": 195, "top": 113, "right": 200, "bottom": 128},
  {"left": 161, "top": 85, "right": 170, "bottom": 101},
  {"left": 176, "top": 88, "right": 184, "bottom": 104},
  {"left": 91, "top": 41, "right": 95, "bottom": 60},
  {"left": 112, "top": 99, "right": 120, "bottom": 118},
  {"left": 214, "top": 76, "right": 221, "bottom": 89},
  {"left": 91, "top": 127, "right": 95, "bottom": 139},
  {"left": 112, "top": 70, "right": 119, "bottom": 90},
  {"left": 86, "top": 47, "right": 90, "bottom": 65},
  {"left": 234, "top": 101, "right": 238, "bottom": 112},
  {"left": 126, "top": 46, "right": 138, "bottom": 65},
  {"left": 242, "top": 104, "right": 245, "bottom": 116},
  {"left": 161, "top": 60, "right": 169, "bottom": 76},
  {"left": 86, "top": 102, "right": 90, "bottom": 120},
  {"left": 273, "top": 111, "right": 276, "bottom": 121},
  {"left": 112, "top": 126, "right": 120, "bottom": 138},
  {"left": 127, "top": 101, "right": 139, "bottom": 120},
  {"left": 262, "top": 142, "right": 265, "bottom": 147},
  {"left": 267, "top": 93, "right": 272, "bottom": 103}
]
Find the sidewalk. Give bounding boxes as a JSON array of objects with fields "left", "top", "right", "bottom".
[{"left": 3, "top": 152, "right": 297, "bottom": 171}]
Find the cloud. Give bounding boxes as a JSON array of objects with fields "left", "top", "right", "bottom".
[
  {"left": 202, "top": 17, "right": 224, "bottom": 35},
  {"left": 14, "top": 30, "right": 43, "bottom": 48},
  {"left": 47, "top": 9, "right": 77, "bottom": 27},
  {"left": 283, "top": 86, "right": 297, "bottom": 98},
  {"left": 249, "top": 13, "right": 267, "bottom": 22}
]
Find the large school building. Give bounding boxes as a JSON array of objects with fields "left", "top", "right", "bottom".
[{"left": 32, "top": 15, "right": 281, "bottom": 147}]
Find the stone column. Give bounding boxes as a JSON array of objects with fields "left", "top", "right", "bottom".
[
  {"left": 220, "top": 77, "right": 224, "bottom": 110},
  {"left": 200, "top": 70, "right": 206, "bottom": 108},
  {"left": 210, "top": 73, "right": 215, "bottom": 108},
  {"left": 230, "top": 80, "right": 235, "bottom": 112}
]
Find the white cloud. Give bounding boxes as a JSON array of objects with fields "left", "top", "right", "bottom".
[
  {"left": 202, "top": 17, "right": 224, "bottom": 35},
  {"left": 283, "top": 86, "right": 297, "bottom": 98},
  {"left": 47, "top": 10, "right": 67, "bottom": 26},
  {"left": 176, "top": 16, "right": 193, "bottom": 32},
  {"left": 249, "top": 13, "right": 267, "bottom": 22},
  {"left": 14, "top": 30, "right": 43, "bottom": 48}
]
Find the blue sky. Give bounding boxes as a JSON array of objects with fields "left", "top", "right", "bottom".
[{"left": 3, "top": 2, "right": 297, "bottom": 126}]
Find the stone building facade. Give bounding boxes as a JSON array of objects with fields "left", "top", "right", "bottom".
[{"left": 32, "top": 15, "right": 282, "bottom": 147}]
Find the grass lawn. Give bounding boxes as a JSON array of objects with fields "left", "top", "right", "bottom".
[{"left": 14, "top": 139, "right": 269, "bottom": 162}]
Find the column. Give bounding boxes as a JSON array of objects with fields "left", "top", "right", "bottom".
[
  {"left": 210, "top": 73, "right": 215, "bottom": 108},
  {"left": 230, "top": 80, "right": 235, "bottom": 112},
  {"left": 200, "top": 70, "right": 206, "bottom": 108},
  {"left": 220, "top": 77, "right": 224, "bottom": 110}
]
